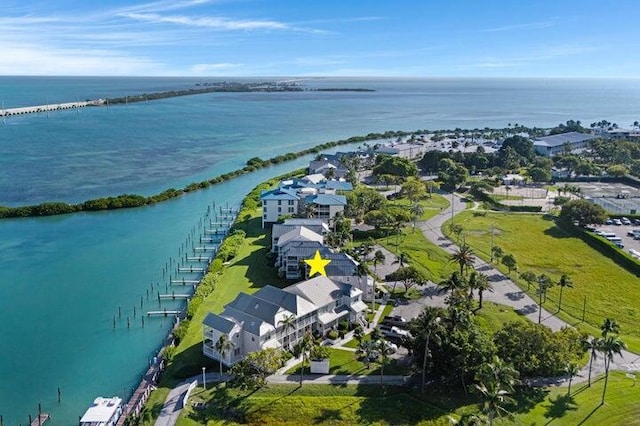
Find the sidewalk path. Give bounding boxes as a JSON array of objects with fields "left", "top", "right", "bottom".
[
  {"left": 154, "top": 373, "right": 228, "bottom": 426},
  {"left": 413, "top": 192, "right": 640, "bottom": 386}
]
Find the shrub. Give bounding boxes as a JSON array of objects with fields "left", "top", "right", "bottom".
[
  {"left": 310, "top": 345, "right": 331, "bottom": 360},
  {"left": 326, "top": 330, "right": 339, "bottom": 340}
]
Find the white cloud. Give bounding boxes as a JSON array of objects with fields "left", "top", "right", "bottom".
[
  {"left": 0, "top": 42, "right": 165, "bottom": 76},
  {"left": 113, "top": 0, "right": 215, "bottom": 15},
  {"left": 122, "top": 12, "right": 290, "bottom": 30}
]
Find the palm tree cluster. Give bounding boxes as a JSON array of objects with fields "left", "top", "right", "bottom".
[
  {"left": 473, "top": 356, "right": 519, "bottom": 426},
  {"left": 441, "top": 245, "right": 493, "bottom": 310},
  {"left": 581, "top": 319, "right": 627, "bottom": 404}
]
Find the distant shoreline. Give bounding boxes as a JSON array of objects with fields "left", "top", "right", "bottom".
[
  {"left": 0, "top": 129, "right": 406, "bottom": 219},
  {"left": 0, "top": 81, "right": 375, "bottom": 115}
]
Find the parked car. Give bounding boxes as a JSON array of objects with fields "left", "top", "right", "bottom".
[
  {"left": 382, "top": 315, "right": 407, "bottom": 327},
  {"left": 605, "top": 219, "right": 613, "bottom": 225},
  {"left": 612, "top": 219, "right": 622, "bottom": 226},
  {"left": 621, "top": 217, "right": 631, "bottom": 225},
  {"left": 379, "top": 325, "right": 411, "bottom": 339}
]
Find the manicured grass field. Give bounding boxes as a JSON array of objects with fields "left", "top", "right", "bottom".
[
  {"left": 509, "top": 372, "right": 640, "bottom": 425},
  {"left": 176, "top": 372, "right": 640, "bottom": 425},
  {"left": 474, "top": 301, "right": 527, "bottom": 334},
  {"left": 377, "top": 225, "right": 457, "bottom": 284},
  {"left": 391, "top": 193, "right": 450, "bottom": 221},
  {"left": 177, "top": 384, "right": 469, "bottom": 426},
  {"left": 449, "top": 211, "right": 640, "bottom": 351}
]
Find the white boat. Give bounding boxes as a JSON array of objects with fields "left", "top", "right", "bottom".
[{"left": 79, "top": 397, "right": 123, "bottom": 426}]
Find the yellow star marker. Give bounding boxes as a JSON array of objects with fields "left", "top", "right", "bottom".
[{"left": 304, "top": 250, "right": 331, "bottom": 277}]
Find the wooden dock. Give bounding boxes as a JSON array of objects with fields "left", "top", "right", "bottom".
[
  {"left": 30, "top": 413, "right": 50, "bottom": 426},
  {"left": 159, "top": 293, "right": 190, "bottom": 300},
  {"left": 204, "top": 228, "right": 227, "bottom": 235},
  {"left": 192, "top": 247, "right": 216, "bottom": 253},
  {"left": 177, "top": 266, "right": 204, "bottom": 273},
  {"left": 147, "top": 310, "right": 181, "bottom": 317},
  {"left": 170, "top": 279, "right": 199, "bottom": 285}
]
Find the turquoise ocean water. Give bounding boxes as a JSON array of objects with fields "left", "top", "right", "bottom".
[{"left": 1, "top": 77, "right": 640, "bottom": 424}]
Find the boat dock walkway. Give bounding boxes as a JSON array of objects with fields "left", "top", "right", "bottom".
[
  {"left": 1, "top": 100, "right": 104, "bottom": 117},
  {"left": 159, "top": 294, "right": 190, "bottom": 300},
  {"left": 147, "top": 310, "right": 181, "bottom": 317},
  {"left": 29, "top": 413, "right": 50, "bottom": 426}
]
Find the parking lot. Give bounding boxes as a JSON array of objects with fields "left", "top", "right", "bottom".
[{"left": 592, "top": 222, "right": 640, "bottom": 258}]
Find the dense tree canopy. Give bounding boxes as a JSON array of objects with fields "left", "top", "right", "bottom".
[
  {"left": 559, "top": 199, "right": 607, "bottom": 226},
  {"left": 494, "top": 322, "right": 585, "bottom": 377},
  {"left": 372, "top": 155, "right": 418, "bottom": 178}
]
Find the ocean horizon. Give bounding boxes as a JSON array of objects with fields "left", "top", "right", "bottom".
[{"left": 2, "top": 76, "right": 640, "bottom": 424}]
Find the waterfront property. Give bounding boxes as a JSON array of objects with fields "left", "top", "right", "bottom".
[
  {"left": 260, "top": 175, "right": 352, "bottom": 227},
  {"left": 271, "top": 218, "right": 330, "bottom": 251},
  {"left": 79, "top": 397, "right": 123, "bottom": 426},
  {"left": 533, "top": 131, "right": 598, "bottom": 156},
  {"left": 202, "top": 276, "right": 367, "bottom": 366}
]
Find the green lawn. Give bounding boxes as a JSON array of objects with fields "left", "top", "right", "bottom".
[
  {"left": 177, "top": 383, "right": 468, "bottom": 426},
  {"left": 176, "top": 372, "right": 640, "bottom": 425},
  {"left": 285, "top": 347, "right": 409, "bottom": 376},
  {"left": 508, "top": 372, "right": 640, "bottom": 425},
  {"left": 375, "top": 225, "right": 457, "bottom": 284},
  {"left": 448, "top": 211, "right": 640, "bottom": 351},
  {"left": 390, "top": 193, "right": 450, "bottom": 221},
  {"left": 474, "top": 301, "right": 527, "bottom": 334}
]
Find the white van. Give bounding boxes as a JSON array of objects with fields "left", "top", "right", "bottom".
[{"left": 600, "top": 232, "right": 617, "bottom": 238}]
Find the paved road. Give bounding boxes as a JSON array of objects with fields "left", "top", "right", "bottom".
[
  {"left": 155, "top": 373, "right": 229, "bottom": 426},
  {"left": 405, "top": 192, "right": 640, "bottom": 386}
]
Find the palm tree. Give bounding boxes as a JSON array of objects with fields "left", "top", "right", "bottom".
[
  {"left": 294, "top": 332, "right": 314, "bottom": 386},
  {"left": 536, "top": 274, "right": 553, "bottom": 324},
  {"left": 581, "top": 335, "right": 600, "bottom": 387},
  {"left": 474, "top": 380, "right": 515, "bottom": 426},
  {"left": 600, "top": 334, "right": 627, "bottom": 405},
  {"left": 376, "top": 338, "right": 389, "bottom": 385},
  {"left": 450, "top": 244, "right": 475, "bottom": 276},
  {"left": 302, "top": 202, "right": 317, "bottom": 219},
  {"left": 438, "top": 272, "right": 467, "bottom": 297},
  {"left": 409, "top": 202, "right": 424, "bottom": 230},
  {"left": 557, "top": 274, "right": 573, "bottom": 312},
  {"left": 468, "top": 272, "right": 493, "bottom": 309},
  {"left": 215, "top": 334, "right": 235, "bottom": 378},
  {"left": 422, "top": 315, "right": 442, "bottom": 393},
  {"left": 394, "top": 251, "right": 409, "bottom": 267},
  {"left": 565, "top": 362, "right": 580, "bottom": 396},
  {"left": 476, "top": 356, "right": 520, "bottom": 394},
  {"left": 600, "top": 318, "right": 621, "bottom": 337},
  {"left": 373, "top": 250, "right": 386, "bottom": 274},
  {"left": 278, "top": 314, "right": 297, "bottom": 350},
  {"left": 357, "top": 339, "right": 378, "bottom": 370}
]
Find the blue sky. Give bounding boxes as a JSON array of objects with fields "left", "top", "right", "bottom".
[{"left": 2, "top": 0, "right": 640, "bottom": 77}]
